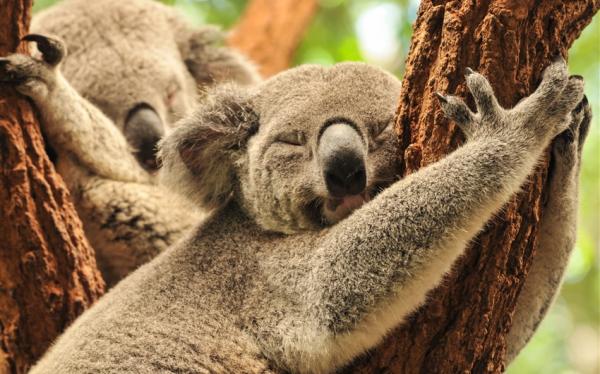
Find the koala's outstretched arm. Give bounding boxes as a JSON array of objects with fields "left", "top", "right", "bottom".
[
  {"left": 506, "top": 98, "right": 591, "bottom": 361},
  {"left": 279, "top": 62, "right": 584, "bottom": 373},
  {"left": 0, "top": 35, "right": 148, "bottom": 185}
]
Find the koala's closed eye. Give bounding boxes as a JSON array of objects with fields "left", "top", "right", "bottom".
[
  {"left": 371, "top": 120, "right": 392, "bottom": 137},
  {"left": 275, "top": 131, "right": 307, "bottom": 146},
  {"left": 369, "top": 120, "right": 393, "bottom": 150}
]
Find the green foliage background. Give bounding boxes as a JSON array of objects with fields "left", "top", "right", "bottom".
[{"left": 32, "top": 0, "right": 599, "bottom": 372}]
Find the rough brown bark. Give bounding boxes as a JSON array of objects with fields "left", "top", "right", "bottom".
[
  {"left": 0, "top": 1, "right": 105, "bottom": 374},
  {"left": 346, "top": 1, "right": 598, "bottom": 373},
  {"left": 228, "top": 0, "right": 318, "bottom": 77}
]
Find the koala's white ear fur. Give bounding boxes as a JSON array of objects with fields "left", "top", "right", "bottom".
[
  {"left": 178, "top": 26, "right": 261, "bottom": 86},
  {"left": 158, "top": 84, "right": 258, "bottom": 208}
]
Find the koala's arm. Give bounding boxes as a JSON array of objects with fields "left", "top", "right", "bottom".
[
  {"left": 274, "top": 63, "right": 584, "bottom": 372},
  {"left": 0, "top": 35, "right": 148, "bottom": 184},
  {"left": 506, "top": 98, "right": 591, "bottom": 361}
]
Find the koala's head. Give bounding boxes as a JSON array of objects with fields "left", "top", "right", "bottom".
[
  {"left": 160, "top": 63, "right": 401, "bottom": 234},
  {"left": 32, "top": 0, "right": 259, "bottom": 171}
]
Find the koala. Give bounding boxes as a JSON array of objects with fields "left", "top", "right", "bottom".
[
  {"left": 4, "top": 0, "right": 260, "bottom": 284},
  {"left": 22, "top": 58, "right": 588, "bottom": 373}
]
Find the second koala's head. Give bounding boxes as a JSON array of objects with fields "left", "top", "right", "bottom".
[
  {"left": 32, "top": 0, "right": 259, "bottom": 171},
  {"left": 160, "top": 63, "right": 401, "bottom": 233}
]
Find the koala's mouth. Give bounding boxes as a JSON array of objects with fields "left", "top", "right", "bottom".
[
  {"left": 305, "top": 182, "right": 392, "bottom": 227},
  {"left": 322, "top": 191, "right": 371, "bottom": 224}
]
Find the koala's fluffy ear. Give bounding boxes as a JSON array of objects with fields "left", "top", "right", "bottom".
[
  {"left": 177, "top": 26, "right": 261, "bottom": 86},
  {"left": 158, "top": 84, "right": 258, "bottom": 208}
]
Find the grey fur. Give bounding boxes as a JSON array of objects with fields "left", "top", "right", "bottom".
[
  {"left": 0, "top": 0, "right": 260, "bottom": 284},
  {"left": 29, "top": 60, "right": 585, "bottom": 373}
]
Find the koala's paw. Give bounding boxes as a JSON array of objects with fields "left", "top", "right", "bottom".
[
  {"left": 0, "top": 34, "right": 66, "bottom": 99},
  {"left": 435, "top": 67, "right": 501, "bottom": 140},
  {"left": 436, "top": 59, "right": 585, "bottom": 147},
  {"left": 551, "top": 96, "right": 592, "bottom": 169},
  {"left": 513, "top": 59, "right": 584, "bottom": 140}
]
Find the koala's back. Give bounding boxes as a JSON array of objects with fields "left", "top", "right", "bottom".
[{"left": 30, "top": 220, "right": 274, "bottom": 373}]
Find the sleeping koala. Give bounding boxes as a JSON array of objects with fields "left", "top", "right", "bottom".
[
  {"left": 25, "top": 60, "right": 588, "bottom": 373},
  {"left": 3, "top": 0, "right": 259, "bottom": 284}
]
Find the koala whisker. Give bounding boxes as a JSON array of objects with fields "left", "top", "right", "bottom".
[{"left": 306, "top": 197, "right": 327, "bottom": 227}]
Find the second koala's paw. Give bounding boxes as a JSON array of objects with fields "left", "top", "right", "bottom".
[
  {"left": 22, "top": 34, "right": 66, "bottom": 66},
  {"left": 0, "top": 34, "right": 66, "bottom": 99}
]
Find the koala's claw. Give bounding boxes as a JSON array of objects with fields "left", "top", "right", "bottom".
[
  {"left": 437, "top": 67, "right": 502, "bottom": 137},
  {"left": 436, "top": 91, "right": 477, "bottom": 137},
  {"left": 465, "top": 69, "right": 502, "bottom": 118},
  {"left": 438, "top": 61, "right": 585, "bottom": 148},
  {"left": 437, "top": 67, "right": 503, "bottom": 131},
  {"left": 0, "top": 34, "right": 65, "bottom": 89},
  {"left": 574, "top": 95, "right": 592, "bottom": 154},
  {"left": 577, "top": 96, "right": 592, "bottom": 154},
  {"left": 435, "top": 92, "right": 447, "bottom": 103},
  {"left": 22, "top": 34, "right": 67, "bottom": 66},
  {"left": 550, "top": 75, "right": 585, "bottom": 114},
  {"left": 0, "top": 53, "right": 56, "bottom": 99},
  {"left": 552, "top": 96, "right": 592, "bottom": 162},
  {"left": 519, "top": 59, "right": 570, "bottom": 114}
]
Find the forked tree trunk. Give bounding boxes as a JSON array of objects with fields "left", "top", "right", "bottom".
[
  {"left": 0, "top": 2, "right": 105, "bottom": 373},
  {"left": 345, "top": 1, "right": 598, "bottom": 372},
  {"left": 228, "top": 0, "right": 318, "bottom": 77}
]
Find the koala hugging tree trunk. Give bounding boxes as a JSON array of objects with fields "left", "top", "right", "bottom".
[
  {"left": 0, "top": 0, "right": 596, "bottom": 374},
  {"left": 346, "top": 1, "right": 598, "bottom": 373},
  {"left": 0, "top": 1, "right": 105, "bottom": 373}
]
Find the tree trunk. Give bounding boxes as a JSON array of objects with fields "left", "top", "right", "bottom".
[
  {"left": 0, "top": 1, "right": 105, "bottom": 374},
  {"left": 228, "top": 0, "right": 318, "bottom": 77},
  {"left": 346, "top": 1, "right": 598, "bottom": 373}
]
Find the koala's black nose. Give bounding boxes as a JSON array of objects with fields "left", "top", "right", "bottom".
[
  {"left": 325, "top": 159, "right": 366, "bottom": 197},
  {"left": 318, "top": 122, "right": 367, "bottom": 197},
  {"left": 124, "top": 104, "right": 165, "bottom": 171}
]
